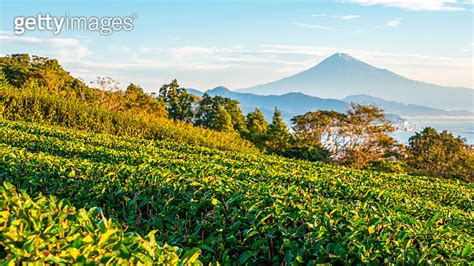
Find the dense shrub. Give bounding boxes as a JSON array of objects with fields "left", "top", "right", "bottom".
[
  {"left": 0, "top": 85, "right": 258, "bottom": 153},
  {"left": 0, "top": 120, "right": 472, "bottom": 264},
  {"left": 0, "top": 182, "right": 201, "bottom": 265},
  {"left": 407, "top": 127, "right": 473, "bottom": 182}
]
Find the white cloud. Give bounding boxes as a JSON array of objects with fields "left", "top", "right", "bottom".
[
  {"left": 1, "top": 32, "right": 471, "bottom": 90},
  {"left": 386, "top": 19, "right": 401, "bottom": 27},
  {"left": 348, "top": 0, "right": 467, "bottom": 11},
  {"left": 0, "top": 35, "right": 81, "bottom": 46},
  {"left": 311, "top": 13, "right": 326, "bottom": 17},
  {"left": 333, "top": 15, "right": 361, "bottom": 19},
  {"left": 293, "top": 22, "right": 335, "bottom": 30},
  {"left": 0, "top": 32, "right": 90, "bottom": 61}
]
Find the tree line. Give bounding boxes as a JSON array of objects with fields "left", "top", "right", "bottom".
[
  {"left": 158, "top": 80, "right": 473, "bottom": 182},
  {"left": 1, "top": 54, "right": 472, "bottom": 182}
]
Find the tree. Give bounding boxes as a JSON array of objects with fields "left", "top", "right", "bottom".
[
  {"left": 291, "top": 104, "right": 400, "bottom": 167},
  {"left": 407, "top": 127, "right": 473, "bottom": 182},
  {"left": 194, "top": 94, "right": 245, "bottom": 133},
  {"left": 194, "top": 93, "right": 217, "bottom": 129},
  {"left": 244, "top": 108, "right": 269, "bottom": 148},
  {"left": 292, "top": 110, "right": 346, "bottom": 147},
  {"left": 159, "top": 80, "right": 194, "bottom": 123},
  {"left": 125, "top": 83, "right": 144, "bottom": 100},
  {"left": 221, "top": 97, "right": 246, "bottom": 133},
  {"left": 265, "top": 107, "right": 292, "bottom": 153},
  {"left": 247, "top": 108, "right": 268, "bottom": 134},
  {"left": 341, "top": 103, "right": 398, "bottom": 167},
  {"left": 0, "top": 54, "right": 76, "bottom": 91},
  {"left": 214, "top": 105, "right": 234, "bottom": 132}
]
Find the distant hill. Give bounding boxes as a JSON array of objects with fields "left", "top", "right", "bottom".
[
  {"left": 187, "top": 87, "right": 470, "bottom": 124},
  {"left": 186, "top": 88, "right": 204, "bottom": 97},
  {"left": 344, "top": 94, "right": 473, "bottom": 117},
  {"left": 238, "top": 53, "right": 473, "bottom": 111},
  {"left": 189, "top": 86, "right": 348, "bottom": 122}
]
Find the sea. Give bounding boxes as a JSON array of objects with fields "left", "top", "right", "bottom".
[{"left": 392, "top": 117, "right": 474, "bottom": 145}]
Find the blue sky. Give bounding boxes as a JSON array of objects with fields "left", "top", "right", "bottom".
[{"left": 0, "top": 0, "right": 473, "bottom": 92}]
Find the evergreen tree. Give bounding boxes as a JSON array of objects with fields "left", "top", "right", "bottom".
[
  {"left": 265, "top": 107, "right": 292, "bottom": 153},
  {"left": 222, "top": 97, "right": 247, "bottom": 133},
  {"left": 214, "top": 105, "right": 234, "bottom": 132},
  {"left": 194, "top": 93, "right": 216, "bottom": 128},
  {"left": 159, "top": 80, "right": 194, "bottom": 123},
  {"left": 195, "top": 94, "right": 246, "bottom": 133},
  {"left": 246, "top": 108, "right": 268, "bottom": 135}
]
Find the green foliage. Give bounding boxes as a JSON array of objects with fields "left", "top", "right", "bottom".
[
  {"left": 214, "top": 105, "right": 234, "bottom": 132},
  {"left": 194, "top": 93, "right": 246, "bottom": 133},
  {"left": 0, "top": 54, "right": 74, "bottom": 91},
  {"left": 292, "top": 110, "right": 345, "bottom": 147},
  {"left": 0, "top": 85, "right": 257, "bottom": 153},
  {"left": 279, "top": 143, "right": 331, "bottom": 162},
  {"left": 244, "top": 108, "right": 269, "bottom": 149},
  {"left": 407, "top": 127, "right": 474, "bottom": 182},
  {"left": 159, "top": 79, "right": 195, "bottom": 122},
  {"left": 292, "top": 104, "right": 400, "bottom": 168},
  {"left": 265, "top": 107, "right": 292, "bottom": 153},
  {"left": 0, "top": 69, "right": 10, "bottom": 88},
  {"left": 0, "top": 182, "right": 201, "bottom": 265},
  {"left": 246, "top": 108, "right": 268, "bottom": 135},
  {"left": 368, "top": 159, "right": 407, "bottom": 174},
  {"left": 0, "top": 119, "right": 471, "bottom": 264}
]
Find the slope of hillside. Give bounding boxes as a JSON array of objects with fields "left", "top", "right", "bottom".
[
  {"left": 239, "top": 53, "right": 473, "bottom": 111},
  {"left": 0, "top": 85, "right": 257, "bottom": 153},
  {"left": 1, "top": 119, "right": 472, "bottom": 264}
]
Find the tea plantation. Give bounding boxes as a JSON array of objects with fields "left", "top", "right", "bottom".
[{"left": 0, "top": 120, "right": 472, "bottom": 264}]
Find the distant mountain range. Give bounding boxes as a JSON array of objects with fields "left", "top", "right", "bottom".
[
  {"left": 238, "top": 53, "right": 473, "bottom": 111},
  {"left": 187, "top": 87, "right": 472, "bottom": 124},
  {"left": 188, "top": 86, "right": 347, "bottom": 122},
  {"left": 343, "top": 95, "right": 473, "bottom": 117}
]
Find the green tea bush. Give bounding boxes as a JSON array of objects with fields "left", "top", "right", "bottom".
[
  {"left": 0, "top": 120, "right": 472, "bottom": 264},
  {"left": 0, "top": 182, "right": 201, "bottom": 265},
  {"left": 0, "top": 85, "right": 257, "bottom": 154}
]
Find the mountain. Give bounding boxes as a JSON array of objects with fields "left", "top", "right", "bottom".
[
  {"left": 344, "top": 94, "right": 473, "bottom": 117},
  {"left": 187, "top": 87, "right": 471, "bottom": 125},
  {"left": 189, "top": 86, "right": 348, "bottom": 122},
  {"left": 238, "top": 53, "right": 473, "bottom": 111},
  {"left": 186, "top": 88, "right": 204, "bottom": 97}
]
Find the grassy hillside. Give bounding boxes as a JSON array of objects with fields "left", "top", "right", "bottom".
[
  {"left": 1, "top": 119, "right": 472, "bottom": 264},
  {"left": 0, "top": 85, "right": 257, "bottom": 154}
]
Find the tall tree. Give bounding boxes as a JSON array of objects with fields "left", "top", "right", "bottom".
[
  {"left": 244, "top": 108, "right": 269, "bottom": 148},
  {"left": 194, "top": 94, "right": 246, "bottom": 133},
  {"left": 291, "top": 104, "right": 399, "bottom": 167},
  {"left": 194, "top": 93, "right": 217, "bottom": 129},
  {"left": 292, "top": 110, "right": 346, "bottom": 147},
  {"left": 341, "top": 103, "right": 397, "bottom": 167},
  {"left": 246, "top": 108, "right": 268, "bottom": 135},
  {"left": 159, "top": 79, "right": 194, "bottom": 123},
  {"left": 214, "top": 105, "right": 234, "bottom": 132},
  {"left": 265, "top": 107, "right": 292, "bottom": 153}
]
